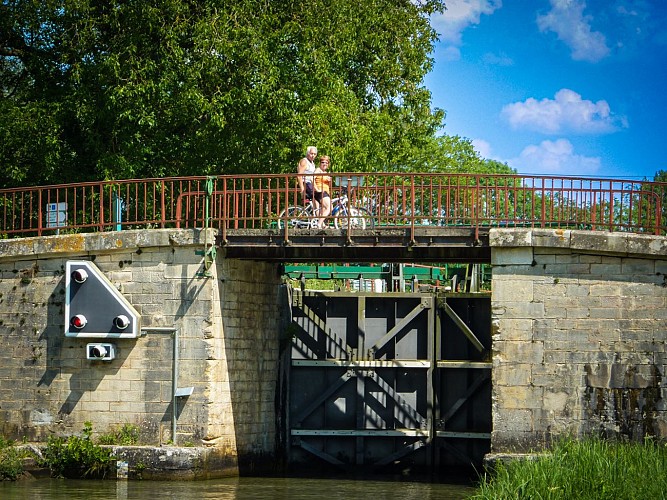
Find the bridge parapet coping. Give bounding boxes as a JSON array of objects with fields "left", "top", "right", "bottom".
[
  {"left": 0, "top": 228, "right": 217, "bottom": 261},
  {"left": 489, "top": 228, "right": 667, "bottom": 260}
]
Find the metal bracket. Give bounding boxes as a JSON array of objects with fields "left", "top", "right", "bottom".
[{"left": 175, "top": 387, "right": 194, "bottom": 398}]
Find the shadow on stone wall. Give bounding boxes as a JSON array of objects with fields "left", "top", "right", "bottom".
[{"left": 584, "top": 363, "right": 663, "bottom": 440}]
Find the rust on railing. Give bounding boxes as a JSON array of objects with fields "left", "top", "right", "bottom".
[{"left": 1, "top": 173, "right": 665, "bottom": 239}]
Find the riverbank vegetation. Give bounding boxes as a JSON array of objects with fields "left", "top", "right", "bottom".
[
  {"left": 1, "top": 422, "right": 141, "bottom": 480},
  {"left": 38, "top": 422, "right": 115, "bottom": 479},
  {"left": 472, "top": 438, "right": 667, "bottom": 500},
  {"left": 0, "top": 437, "right": 24, "bottom": 481}
]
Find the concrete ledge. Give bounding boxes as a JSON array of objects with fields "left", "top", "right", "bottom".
[
  {"left": 111, "top": 445, "right": 240, "bottom": 480},
  {"left": 490, "top": 228, "right": 667, "bottom": 260},
  {"left": 0, "top": 229, "right": 217, "bottom": 262}
]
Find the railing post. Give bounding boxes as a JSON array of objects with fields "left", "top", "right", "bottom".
[
  {"left": 205, "top": 176, "right": 215, "bottom": 230},
  {"left": 99, "top": 183, "right": 105, "bottom": 232},
  {"left": 221, "top": 178, "right": 228, "bottom": 243},
  {"left": 591, "top": 186, "right": 604, "bottom": 231},
  {"left": 611, "top": 183, "right": 617, "bottom": 231},
  {"left": 474, "top": 175, "right": 480, "bottom": 242},
  {"left": 409, "top": 174, "right": 416, "bottom": 245},
  {"left": 37, "top": 189, "right": 43, "bottom": 237},
  {"left": 541, "top": 180, "right": 546, "bottom": 228},
  {"left": 655, "top": 197, "right": 662, "bottom": 235},
  {"left": 112, "top": 190, "right": 123, "bottom": 231},
  {"left": 161, "top": 180, "right": 166, "bottom": 229},
  {"left": 232, "top": 178, "right": 239, "bottom": 230},
  {"left": 282, "top": 175, "right": 289, "bottom": 243}
]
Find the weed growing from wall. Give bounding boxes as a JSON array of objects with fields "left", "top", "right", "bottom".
[{"left": 98, "top": 424, "right": 140, "bottom": 446}]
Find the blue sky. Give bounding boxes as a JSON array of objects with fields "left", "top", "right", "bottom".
[{"left": 425, "top": 0, "right": 667, "bottom": 181}]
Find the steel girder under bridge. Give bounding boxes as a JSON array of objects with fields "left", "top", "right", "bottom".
[
  {"left": 218, "top": 226, "right": 491, "bottom": 262},
  {"left": 283, "top": 289, "right": 492, "bottom": 474}
]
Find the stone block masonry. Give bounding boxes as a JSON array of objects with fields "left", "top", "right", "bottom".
[
  {"left": 489, "top": 229, "right": 667, "bottom": 452},
  {"left": 0, "top": 229, "right": 284, "bottom": 474},
  {"left": 2, "top": 225, "right": 666, "bottom": 473}
]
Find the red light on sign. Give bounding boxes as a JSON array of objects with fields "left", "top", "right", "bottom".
[{"left": 70, "top": 314, "right": 87, "bottom": 329}]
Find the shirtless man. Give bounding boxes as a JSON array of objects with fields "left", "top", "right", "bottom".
[{"left": 297, "top": 146, "right": 318, "bottom": 209}]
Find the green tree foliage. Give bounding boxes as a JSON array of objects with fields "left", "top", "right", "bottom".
[
  {"left": 421, "top": 135, "right": 515, "bottom": 174},
  {"left": 1, "top": 0, "right": 497, "bottom": 188}
]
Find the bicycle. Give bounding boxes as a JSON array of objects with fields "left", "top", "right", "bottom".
[
  {"left": 278, "top": 189, "right": 374, "bottom": 230},
  {"left": 331, "top": 189, "right": 374, "bottom": 230}
]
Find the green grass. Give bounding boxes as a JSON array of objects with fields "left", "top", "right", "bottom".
[{"left": 471, "top": 438, "right": 667, "bottom": 500}]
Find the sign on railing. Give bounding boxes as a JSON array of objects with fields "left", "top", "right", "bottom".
[{"left": 46, "top": 202, "right": 67, "bottom": 229}]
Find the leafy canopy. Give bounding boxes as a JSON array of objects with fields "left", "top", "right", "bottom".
[{"left": 1, "top": 0, "right": 512, "bottom": 188}]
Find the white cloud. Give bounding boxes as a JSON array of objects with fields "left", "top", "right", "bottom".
[
  {"left": 431, "top": 0, "right": 502, "bottom": 60},
  {"left": 508, "top": 139, "right": 601, "bottom": 176},
  {"left": 482, "top": 51, "right": 514, "bottom": 66},
  {"left": 501, "top": 89, "right": 627, "bottom": 134},
  {"left": 440, "top": 45, "right": 462, "bottom": 62},
  {"left": 473, "top": 137, "right": 601, "bottom": 177},
  {"left": 537, "top": 0, "right": 610, "bottom": 62},
  {"left": 472, "top": 138, "right": 493, "bottom": 158}
]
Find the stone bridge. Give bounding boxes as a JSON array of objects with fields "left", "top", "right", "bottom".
[{"left": 0, "top": 227, "right": 665, "bottom": 476}]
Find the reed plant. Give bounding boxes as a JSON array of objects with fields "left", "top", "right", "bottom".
[{"left": 472, "top": 437, "right": 667, "bottom": 500}]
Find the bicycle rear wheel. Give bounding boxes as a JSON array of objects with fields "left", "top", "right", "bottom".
[
  {"left": 278, "top": 206, "right": 308, "bottom": 229},
  {"left": 333, "top": 206, "right": 366, "bottom": 230}
]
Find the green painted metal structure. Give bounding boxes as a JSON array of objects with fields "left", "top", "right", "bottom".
[
  {"left": 283, "top": 264, "right": 448, "bottom": 281},
  {"left": 282, "top": 263, "right": 493, "bottom": 294}
]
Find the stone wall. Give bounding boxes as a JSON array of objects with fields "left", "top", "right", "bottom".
[
  {"left": 0, "top": 229, "right": 283, "bottom": 472},
  {"left": 490, "top": 228, "right": 667, "bottom": 452},
  {"left": 3, "top": 226, "right": 667, "bottom": 468}
]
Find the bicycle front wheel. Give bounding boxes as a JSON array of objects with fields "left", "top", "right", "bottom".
[
  {"left": 355, "top": 206, "right": 375, "bottom": 229},
  {"left": 333, "top": 206, "right": 366, "bottom": 230}
]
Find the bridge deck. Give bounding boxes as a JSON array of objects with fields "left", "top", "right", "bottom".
[{"left": 218, "top": 226, "right": 491, "bottom": 262}]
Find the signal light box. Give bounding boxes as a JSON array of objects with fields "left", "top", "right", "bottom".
[{"left": 64, "top": 261, "right": 141, "bottom": 338}]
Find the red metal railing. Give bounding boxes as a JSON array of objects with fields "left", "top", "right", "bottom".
[{"left": 1, "top": 173, "right": 665, "bottom": 239}]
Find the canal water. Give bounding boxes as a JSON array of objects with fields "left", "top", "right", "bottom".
[{"left": 1, "top": 475, "right": 477, "bottom": 499}]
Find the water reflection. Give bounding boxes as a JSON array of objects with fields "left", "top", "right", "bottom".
[{"left": 1, "top": 476, "right": 476, "bottom": 500}]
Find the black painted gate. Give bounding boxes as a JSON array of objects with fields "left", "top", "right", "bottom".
[{"left": 285, "top": 289, "right": 491, "bottom": 473}]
